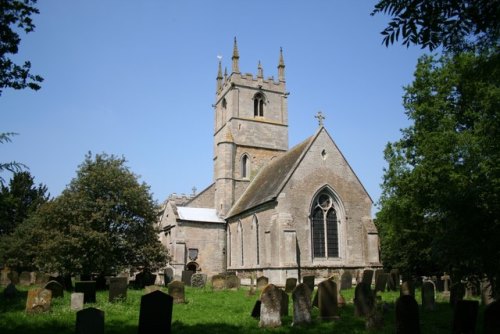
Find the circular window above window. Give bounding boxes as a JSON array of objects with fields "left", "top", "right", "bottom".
[{"left": 318, "top": 193, "right": 332, "bottom": 209}]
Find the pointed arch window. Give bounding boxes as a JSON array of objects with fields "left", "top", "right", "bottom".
[
  {"left": 253, "top": 93, "right": 264, "bottom": 117},
  {"left": 241, "top": 154, "right": 250, "bottom": 179},
  {"left": 238, "top": 221, "right": 244, "bottom": 266},
  {"left": 311, "top": 191, "right": 339, "bottom": 258},
  {"left": 253, "top": 216, "right": 260, "bottom": 265}
]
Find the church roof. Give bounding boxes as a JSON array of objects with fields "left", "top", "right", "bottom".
[
  {"left": 177, "top": 207, "right": 224, "bottom": 223},
  {"left": 227, "top": 131, "right": 316, "bottom": 218}
]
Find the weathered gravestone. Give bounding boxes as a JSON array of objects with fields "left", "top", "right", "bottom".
[
  {"left": 135, "top": 271, "right": 156, "bottom": 289},
  {"left": 317, "top": 279, "right": 339, "bottom": 321},
  {"left": 354, "top": 282, "right": 374, "bottom": 317},
  {"left": 395, "top": 295, "right": 420, "bottom": 334},
  {"left": 257, "top": 276, "right": 269, "bottom": 290},
  {"left": 292, "top": 283, "right": 312, "bottom": 326},
  {"left": 481, "top": 278, "right": 494, "bottom": 306},
  {"left": 400, "top": 280, "right": 415, "bottom": 297},
  {"left": 211, "top": 274, "right": 226, "bottom": 290},
  {"left": 138, "top": 290, "right": 173, "bottom": 334},
  {"left": 109, "top": 277, "right": 128, "bottom": 302},
  {"left": 25, "top": 288, "right": 52, "bottom": 314},
  {"left": 251, "top": 300, "right": 261, "bottom": 318},
  {"left": 483, "top": 300, "right": 500, "bottom": 334},
  {"left": 259, "top": 284, "right": 282, "bottom": 328},
  {"left": 168, "top": 280, "right": 185, "bottom": 304},
  {"left": 75, "top": 281, "right": 96, "bottom": 304},
  {"left": 71, "top": 293, "right": 84, "bottom": 311},
  {"left": 450, "top": 282, "right": 465, "bottom": 307},
  {"left": 8, "top": 270, "right": 19, "bottom": 285},
  {"left": 76, "top": 307, "right": 104, "bottom": 334},
  {"left": 374, "top": 273, "right": 389, "bottom": 293},
  {"left": 164, "top": 268, "right": 173, "bottom": 286},
  {"left": 285, "top": 277, "right": 297, "bottom": 293},
  {"left": 0, "top": 267, "right": 10, "bottom": 286},
  {"left": 452, "top": 300, "right": 478, "bottom": 334},
  {"left": 181, "top": 270, "right": 194, "bottom": 287},
  {"left": 340, "top": 271, "right": 352, "bottom": 290},
  {"left": 226, "top": 274, "right": 240, "bottom": 290},
  {"left": 44, "top": 280, "right": 64, "bottom": 298},
  {"left": 280, "top": 289, "right": 289, "bottom": 316},
  {"left": 374, "top": 269, "right": 384, "bottom": 285},
  {"left": 362, "top": 270, "right": 374, "bottom": 286},
  {"left": 191, "top": 273, "right": 207, "bottom": 288},
  {"left": 19, "top": 271, "right": 31, "bottom": 286},
  {"left": 441, "top": 273, "right": 451, "bottom": 296},
  {"left": 3, "top": 282, "right": 18, "bottom": 299},
  {"left": 421, "top": 281, "right": 435, "bottom": 311},
  {"left": 302, "top": 275, "right": 315, "bottom": 294},
  {"left": 34, "top": 272, "right": 50, "bottom": 285},
  {"left": 388, "top": 269, "right": 400, "bottom": 291}
]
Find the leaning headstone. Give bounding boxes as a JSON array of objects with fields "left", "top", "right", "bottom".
[
  {"left": 8, "top": 270, "right": 19, "bottom": 285},
  {"left": 317, "top": 279, "right": 339, "bottom": 321},
  {"left": 449, "top": 282, "right": 465, "bottom": 307},
  {"left": 25, "top": 288, "right": 52, "bottom": 313},
  {"left": 421, "top": 281, "right": 435, "bottom": 311},
  {"left": 3, "top": 282, "right": 18, "bottom": 299},
  {"left": 483, "top": 300, "right": 500, "bottom": 334},
  {"left": 452, "top": 300, "right": 478, "bottom": 334},
  {"left": 167, "top": 280, "right": 185, "bottom": 304},
  {"left": 191, "top": 273, "right": 207, "bottom": 288},
  {"left": 226, "top": 275, "right": 240, "bottom": 290},
  {"left": 395, "top": 295, "right": 420, "bottom": 334},
  {"left": 164, "top": 268, "right": 173, "bottom": 286},
  {"left": 388, "top": 269, "right": 400, "bottom": 291},
  {"left": 302, "top": 275, "right": 315, "bottom": 294},
  {"left": 76, "top": 307, "right": 104, "bottom": 334},
  {"left": 256, "top": 276, "right": 269, "bottom": 290},
  {"left": 400, "top": 280, "right": 415, "bottom": 297},
  {"left": 211, "top": 274, "right": 226, "bottom": 290},
  {"left": 71, "top": 293, "right": 84, "bottom": 311},
  {"left": 259, "top": 284, "right": 282, "bottom": 328},
  {"left": 292, "top": 283, "right": 312, "bottom": 326},
  {"left": 285, "top": 277, "right": 297, "bottom": 293},
  {"left": 109, "top": 277, "right": 128, "bottom": 302},
  {"left": 280, "top": 289, "right": 289, "bottom": 316},
  {"left": 19, "top": 271, "right": 31, "bottom": 286},
  {"left": 354, "top": 282, "right": 374, "bottom": 317},
  {"left": 340, "top": 271, "right": 352, "bottom": 290},
  {"left": 374, "top": 273, "right": 389, "bottom": 293},
  {"left": 181, "top": 270, "right": 194, "bottom": 287},
  {"left": 74, "top": 281, "right": 96, "bottom": 304},
  {"left": 251, "top": 300, "right": 261, "bottom": 318},
  {"left": 481, "top": 278, "right": 494, "bottom": 306},
  {"left": 44, "top": 280, "right": 64, "bottom": 298},
  {"left": 138, "top": 290, "right": 173, "bottom": 334},
  {"left": 362, "top": 270, "right": 374, "bottom": 286}
]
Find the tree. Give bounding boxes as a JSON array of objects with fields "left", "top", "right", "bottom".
[
  {"left": 376, "top": 51, "right": 500, "bottom": 291},
  {"left": 0, "top": 132, "right": 27, "bottom": 185},
  {"left": 0, "top": 0, "right": 43, "bottom": 95},
  {"left": 372, "top": 0, "right": 500, "bottom": 52},
  {"left": 21, "top": 153, "right": 168, "bottom": 275}
]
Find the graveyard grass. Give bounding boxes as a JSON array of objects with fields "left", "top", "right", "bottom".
[{"left": 0, "top": 285, "right": 484, "bottom": 333}]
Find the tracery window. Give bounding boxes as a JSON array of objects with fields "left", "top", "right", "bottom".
[
  {"left": 253, "top": 93, "right": 264, "bottom": 117},
  {"left": 311, "top": 191, "right": 339, "bottom": 258}
]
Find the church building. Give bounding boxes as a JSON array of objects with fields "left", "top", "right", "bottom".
[{"left": 158, "top": 39, "right": 380, "bottom": 284}]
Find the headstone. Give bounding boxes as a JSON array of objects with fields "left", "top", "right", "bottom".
[
  {"left": 74, "top": 281, "right": 96, "bottom": 304},
  {"left": 354, "top": 282, "right": 374, "bottom": 317},
  {"left": 145, "top": 285, "right": 160, "bottom": 294},
  {"left": 34, "top": 272, "right": 50, "bottom": 285},
  {"left": 181, "top": 270, "right": 194, "bottom": 287},
  {"left": 135, "top": 271, "right": 156, "bottom": 289},
  {"left": 8, "top": 270, "right": 19, "bottom": 285},
  {"left": 483, "top": 300, "right": 500, "bottom": 334},
  {"left": 251, "top": 300, "right": 261, "bottom": 318},
  {"left": 164, "top": 268, "right": 173, "bottom": 286},
  {"left": 285, "top": 277, "right": 297, "bottom": 293},
  {"left": 25, "top": 288, "right": 52, "bottom": 313},
  {"left": 441, "top": 273, "right": 451, "bottom": 296},
  {"left": 71, "top": 293, "right": 84, "bottom": 311},
  {"left": 481, "top": 278, "right": 494, "bottom": 306},
  {"left": 400, "top": 280, "right": 415, "bottom": 297},
  {"left": 226, "top": 275, "right": 240, "bottom": 290},
  {"left": 167, "top": 280, "right": 185, "bottom": 304},
  {"left": 421, "top": 281, "right": 435, "bottom": 311},
  {"left": 211, "top": 274, "right": 226, "bottom": 290},
  {"left": 452, "top": 300, "right": 478, "bottom": 334},
  {"left": 302, "top": 275, "right": 315, "bottom": 294},
  {"left": 374, "top": 269, "right": 384, "bottom": 285},
  {"left": 292, "top": 283, "right": 312, "bottom": 326},
  {"left": 340, "top": 271, "right": 352, "bottom": 290},
  {"left": 109, "top": 277, "right": 128, "bottom": 302},
  {"left": 138, "top": 290, "right": 173, "bottom": 334},
  {"left": 450, "top": 282, "right": 465, "bottom": 307},
  {"left": 49, "top": 275, "right": 65, "bottom": 288},
  {"left": 259, "top": 284, "right": 282, "bottom": 328},
  {"left": 395, "top": 295, "right": 420, "bottom": 334},
  {"left": 191, "top": 273, "right": 207, "bottom": 288},
  {"left": 3, "top": 282, "right": 18, "bottom": 299},
  {"left": 317, "top": 279, "right": 339, "bottom": 321},
  {"left": 256, "top": 276, "right": 269, "bottom": 290},
  {"left": 76, "top": 307, "right": 104, "bottom": 334},
  {"left": 374, "top": 273, "right": 389, "bottom": 293},
  {"left": 0, "top": 267, "right": 10, "bottom": 286},
  {"left": 44, "top": 280, "right": 64, "bottom": 298},
  {"left": 280, "top": 289, "right": 289, "bottom": 316},
  {"left": 361, "top": 270, "right": 374, "bottom": 286},
  {"left": 19, "top": 271, "right": 31, "bottom": 286},
  {"left": 94, "top": 275, "right": 107, "bottom": 291},
  {"left": 435, "top": 275, "right": 444, "bottom": 292},
  {"left": 63, "top": 274, "right": 73, "bottom": 291},
  {"left": 388, "top": 269, "right": 400, "bottom": 291}
]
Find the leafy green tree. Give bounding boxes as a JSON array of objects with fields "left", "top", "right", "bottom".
[
  {"left": 0, "top": 133, "right": 27, "bottom": 185},
  {"left": 0, "top": 0, "right": 43, "bottom": 95},
  {"left": 376, "top": 51, "right": 500, "bottom": 290},
  {"left": 24, "top": 153, "right": 168, "bottom": 276},
  {"left": 372, "top": 0, "right": 500, "bottom": 52}
]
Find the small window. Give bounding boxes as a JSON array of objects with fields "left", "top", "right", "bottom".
[
  {"left": 241, "top": 154, "right": 250, "bottom": 179},
  {"left": 222, "top": 98, "right": 227, "bottom": 109},
  {"left": 253, "top": 93, "right": 264, "bottom": 117}
]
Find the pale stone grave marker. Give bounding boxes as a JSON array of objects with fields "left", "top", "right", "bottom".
[
  {"left": 8, "top": 270, "right": 19, "bottom": 285},
  {"left": 44, "top": 280, "right": 64, "bottom": 298},
  {"left": 168, "top": 280, "right": 185, "bottom": 304},
  {"left": 340, "top": 271, "right": 352, "bottom": 290},
  {"left": 76, "top": 307, "right": 104, "bottom": 334},
  {"left": 71, "top": 292, "right": 84, "bottom": 311},
  {"left": 75, "top": 281, "right": 96, "bottom": 304},
  {"left": 35, "top": 272, "right": 50, "bottom": 285},
  {"left": 0, "top": 267, "right": 10, "bottom": 286},
  {"left": 361, "top": 269, "right": 374, "bottom": 286},
  {"left": 292, "top": 283, "right": 312, "bottom": 326},
  {"left": 302, "top": 275, "right": 315, "bottom": 295},
  {"left": 144, "top": 285, "right": 160, "bottom": 294},
  {"left": 138, "top": 290, "right": 173, "bottom": 334},
  {"left": 25, "top": 288, "right": 52, "bottom": 313},
  {"left": 109, "top": 277, "right": 128, "bottom": 302},
  {"left": 441, "top": 273, "right": 451, "bottom": 297},
  {"left": 211, "top": 274, "right": 226, "bottom": 290},
  {"left": 400, "top": 280, "right": 415, "bottom": 297},
  {"left": 421, "top": 281, "right": 435, "bottom": 311},
  {"left": 395, "top": 295, "right": 420, "bottom": 334},
  {"left": 481, "top": 278, "right": 494, "bottom": 306},
  {"left": 256, "top": 276, "right": 269, "bottom": 290},
  {"left": 354, "top": 282, "right": 374, "bottom": 317},
  {"left": 451, "top": 300, "right": 478, "bottom": 334},
  {"left": 259, "top": 284, "right": 282, "bottom": 328},
  {"left": 191, "top": 273, "right": 207, "bottom": 288},
  {"left": 226, "top": 274, "right": 240, "bottom": 290},
  {"left": 285, "top": 277, "right": 297, "bottom": 293},
  {"left": 483, "top": 300, "right": 500, "bottom": 334},
  {"left": 317, "top": 279, "right": 339, "bottom": 321},
  {"left": 19, "top": 271, "right": 31, "bottom": 286}
]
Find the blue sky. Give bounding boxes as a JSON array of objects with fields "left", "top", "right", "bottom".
[{"left": 1, "top": 1, "right": 426, "bottom": 213}]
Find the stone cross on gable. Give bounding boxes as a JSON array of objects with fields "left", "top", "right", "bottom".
[{"left": 315, "top": 111, "right": 325, "bottom": 127}]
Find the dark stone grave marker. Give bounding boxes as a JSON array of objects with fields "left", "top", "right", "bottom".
[
  {"left": 483, "top": 300, "right": 500, "bottom": 334},
  {"left": 44, "top": 280, "right": 64, "bottom": 298},
  {"left": 138, "top": 290, "right": 173, "bottom": 334},
  {"left": 280, "top": 288, "right": 289, "bottom": 316},
  {"left": 361, "top": 269, "right": 374, "bottom": 286},
  {"left": 302, "top": 275, "right": 315, "bottom": 295},
  {"left": 421, "top": 281, "right": 435, "bottom": 311},
  {"left": 75, "top": 281, "right": 96, "bottom": 304},
  {"left": 354, "top": 282, "right": 374, "bottom": 317},
  {"left": 251, "top": 300, "right": 261, "bottom": 318},
  {"left": 181, "top": 270, "right": 194, "bottom": 287},
  {"left": 191, "top": 273, "right": 207, "bottom": 288},
  {"left": 374, "top": 273, "right": 389, "bottom": 293},
  {"left": 317, "top": 279, "right": 338, "bottom": 321},
  {"left": 76, "top": 307, "right": 104, "bottom": 334},
  {"left": 109, "top": 277, "right": 128, "bottom": 302},
  {"left": 285, "top": 277, "right": 297, "bottom": 293},
  {"left": 292, "top": 283, "right": 312, "bottom": 326},
  {"left": 164, "top": 268, "right": 173, "bottom": 286},
  {"left": 452, "top": 300, "right": 478, "bottom": 334},
  {"left": 388, "top": 269, "right": 400, "bottom": 291},
  {"left": 395, "top": 295, "right": 420, "bottom": 334},
  {"left": 450, "top": 282, "right": 465, "bottom": 307},
  {"left": 340, "top": 271, "right": 352, "bottom": 290}
]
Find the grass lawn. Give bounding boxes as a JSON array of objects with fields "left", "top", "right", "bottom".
[{"left": 0, "top": 285, "right": 485, "bottom": 333}]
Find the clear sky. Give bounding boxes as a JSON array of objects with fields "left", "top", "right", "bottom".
[{"left": 1, "top": 1, "right": 427, "bottom": 213}]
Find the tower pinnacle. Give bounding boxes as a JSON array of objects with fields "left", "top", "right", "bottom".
[
  {"left": 232, "top": 37, "right": 240, "bottom": 74},
  {"left": 278, "top": 47, "right": 285, "bottom": 82},
  {"left": 257, "top": 60, "right": 263, "bottom": 78},
  {"left": 216, "top": 60, "right": 223, "bottom": 91}
]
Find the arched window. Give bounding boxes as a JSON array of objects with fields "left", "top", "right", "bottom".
[
  {"left": 241, "top": 154, "right": 250, "bottom": 179},
  {"left": 253, "top": 93, "right": 264, "bottom": 117},
  {"left": 237, "top": 221, "right": 244, "bottom": 266},
  {"left": 252, "top": 215, "right": 260, "bottom": 265},
  {"left": 311, "top": 191, "right": 339, "bottom": 258}
]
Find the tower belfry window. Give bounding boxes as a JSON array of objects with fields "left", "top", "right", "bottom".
[
  {"left": 253, "top": 93, "right": 264, "bottom": 117},
  {"left": 241, "top": 154, "right": 250, "bottom": 179}
]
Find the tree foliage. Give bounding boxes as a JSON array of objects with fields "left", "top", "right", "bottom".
[
  {"left": 0, "top": 132, "right": 27, "bottom": 185},
  {"left": 376, "top": 51, "right": 500, "bottom": 289},
  {"left": 372, "top": 0, "right": 500, "bottom": 52},
  {"left": 0, "top": 0, "right": 43, "bottom": 95}
]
